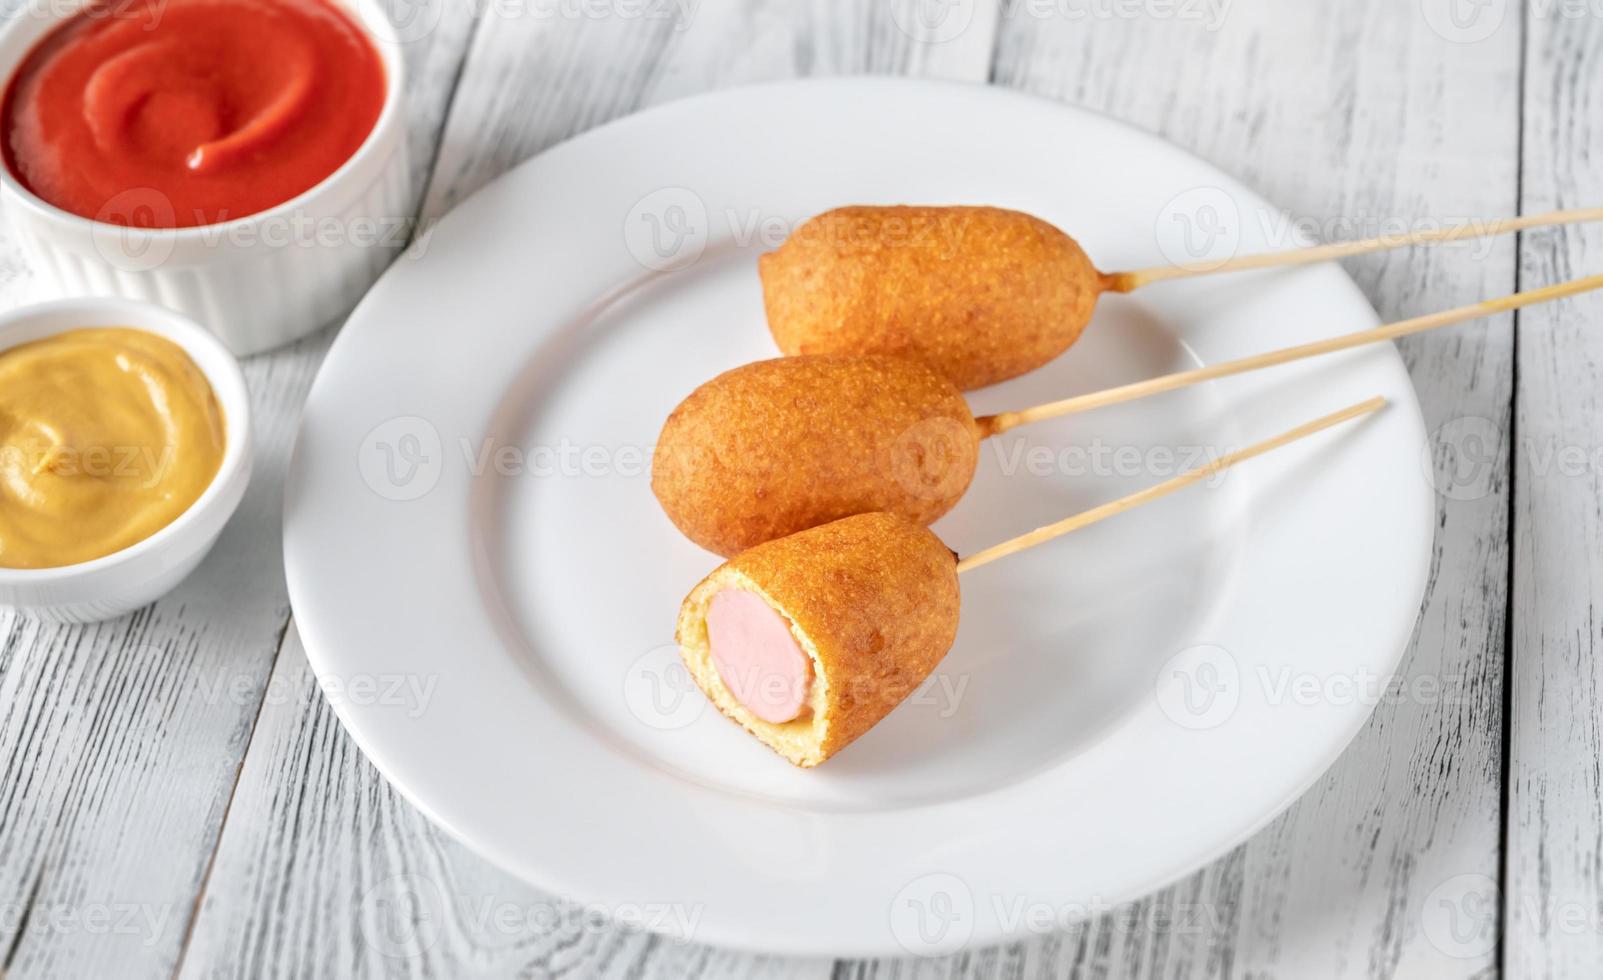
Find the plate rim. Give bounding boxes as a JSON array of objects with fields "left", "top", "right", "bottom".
[{"left": 285, "top": 75, "right": 1435, "bottom": 957}]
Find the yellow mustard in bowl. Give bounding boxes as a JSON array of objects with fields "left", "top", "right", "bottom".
[{"left": 0, "top": 327, "right": 226, "bottom": 569}]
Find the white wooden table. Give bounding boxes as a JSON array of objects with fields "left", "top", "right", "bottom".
[{"left": 1, "top": 1, "right": 1598, "bottom": 976}]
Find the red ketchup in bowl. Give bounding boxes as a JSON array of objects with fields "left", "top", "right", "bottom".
[{"left": 1, "top": 0, "right": 386, "bottom": 228}]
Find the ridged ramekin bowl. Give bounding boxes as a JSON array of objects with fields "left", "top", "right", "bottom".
[
  {"left": 0, "top": 0, "right": 410, "bottom": 355},
  {"left": 0, "top": 298, "right": 252, "bottom": 622}
]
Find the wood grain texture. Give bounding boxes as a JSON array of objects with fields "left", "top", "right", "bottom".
[
  {"left": 955, "top": 0, "right": 1521, "bottom": 976},
  {"left": 179, "top": 627, "right": 838, "bottom": 980},
  {"left": 6, "top": 1, "right": 1583, "bottom": 977},
  {"left": 1506, "top": 8, "right": 1603, "bottom": 979},
  {"left": 0, "top": 3, "right": 477, "bottom": 977},
  {"left": 176, "top": 3, "right": 1001, "bottom": 978},
  {"left": 420, "top": 0, "right": 1000, "bottom": 220},
  {"left": 0, "top": 328, "right": 328, "bottom": 980}
]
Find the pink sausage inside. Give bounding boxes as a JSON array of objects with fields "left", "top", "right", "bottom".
[{"left": 706, "top": 589, "right": 811, "bottom": 723}]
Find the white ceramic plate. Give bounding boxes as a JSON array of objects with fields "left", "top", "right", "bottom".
[{"left": 285, "top": 78, "right": 1432, "bottom": 957}]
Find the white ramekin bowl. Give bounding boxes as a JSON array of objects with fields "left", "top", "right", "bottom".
[
  {"left": 0, "top": 298, "right": 252, "bottom": 622},
  {"left": 0, "top": 0, "right": 410, "bottom": 356}
]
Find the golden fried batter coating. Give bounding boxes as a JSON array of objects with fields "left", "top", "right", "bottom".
[
  {"left": 759, "top": 205, "right": 1103, "bottom": 390},
  {"left": 676, "top": 512, "right": 961, "bottom": 766},
  {"left": 652, "top": 354, "right": 980, "bottom": 556}
]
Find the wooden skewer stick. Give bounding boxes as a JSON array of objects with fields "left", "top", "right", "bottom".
[
  {"left": 978, "top": 271, "right": 1603, "bottom": 438},
  {"left": 956, "top": 396, "right": 1386, "bottom": 575},
  {"left": 1102, "top": 205, "right": 1603, "bottom": 292}
]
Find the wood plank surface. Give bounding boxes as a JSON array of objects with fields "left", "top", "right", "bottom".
[
  {"left": 0, "top": 3, "right": 479, "bottom": 977},
  {"left": 1506, "top": 7, "right": 1603, "bottom": 979},
  {"left": 175, "top": 3, "right": 1000, "bottom": 978},
  {"left": 974, "top": 1, "right": 1520, "bottom": 976},
  {"left": 6, "top": 0, "right": 1595, "bottom": 976}
]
